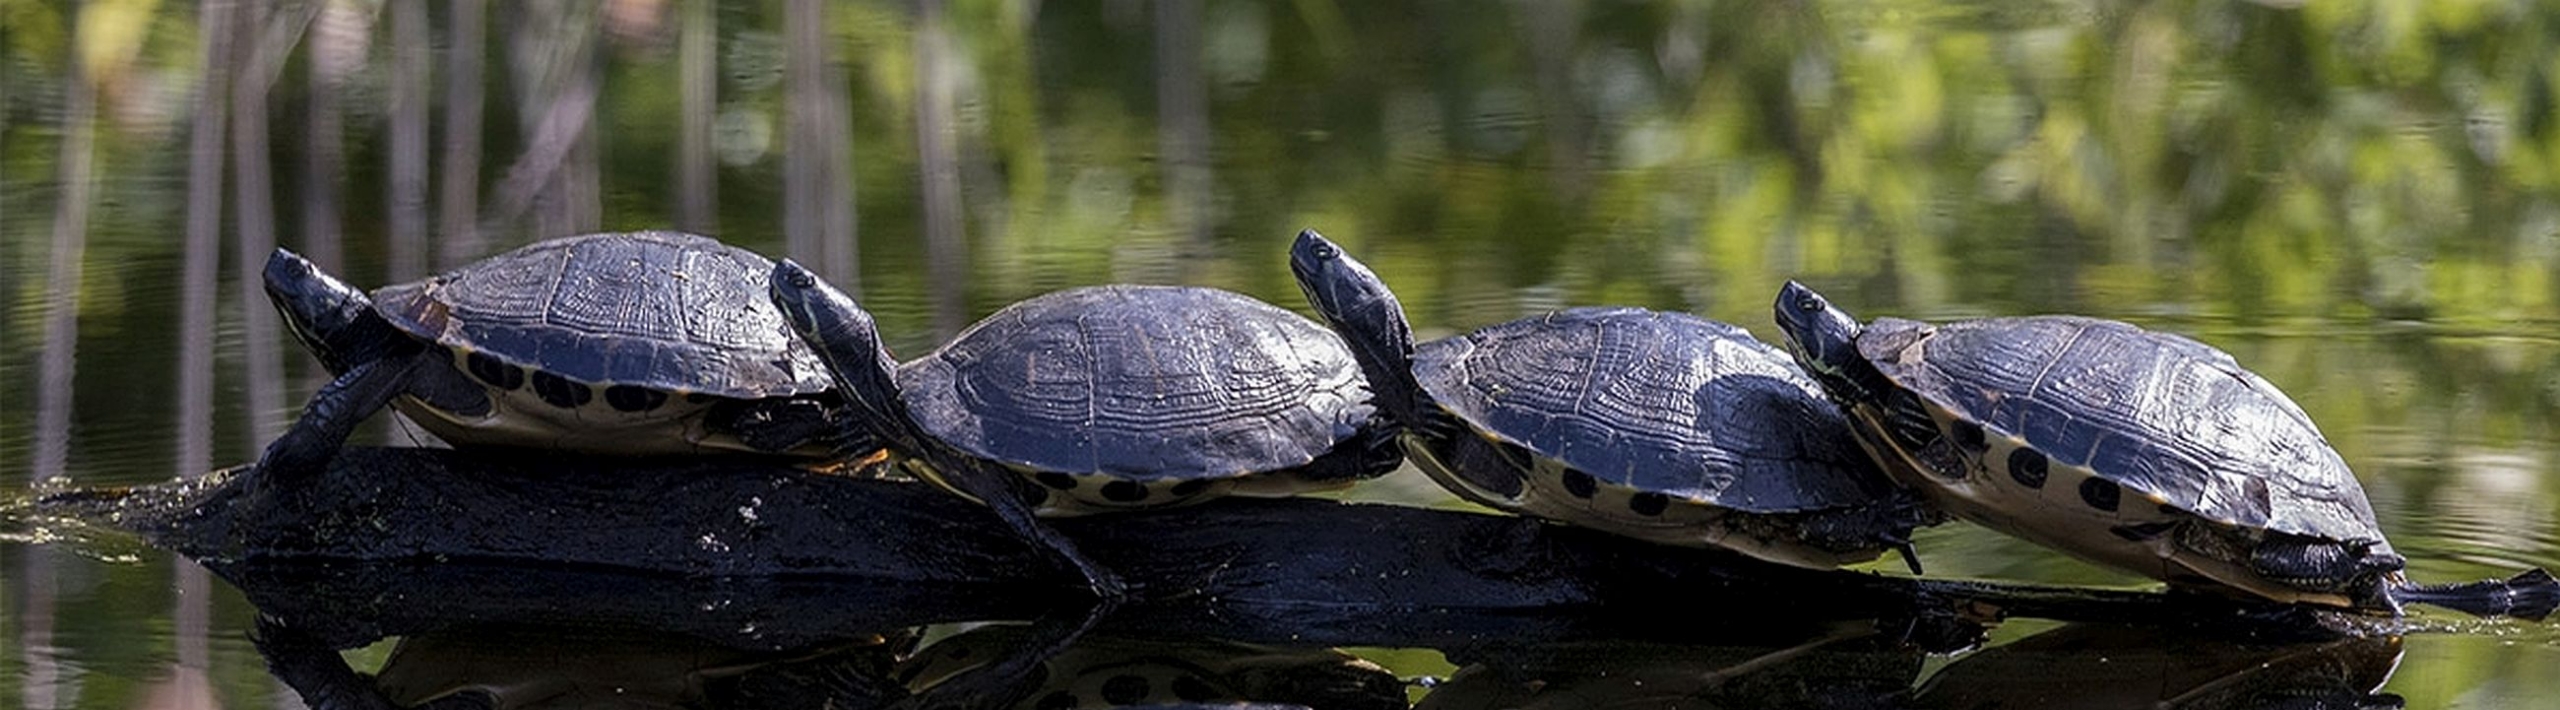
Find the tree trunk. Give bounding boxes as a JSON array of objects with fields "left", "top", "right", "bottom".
[
  {"left": 1518, "top": 0, "right": 1589, "bottom": 201},
  {"left": 481, "top": 1, "right": 601, "bottom": 240},
  {"left": 1156, "top": 0, "right": 1211, "bottom": 263},
  {"left": 502, "top": 1, "right": 602, "bottom": 241},
  {"left": 387, "top": 0, "right": 431, "bottom": 279},
  {"left": 17, "top": 548, "right": 62, "bottom": 710},
  {"left": 916, "top": 0, "right": 966, "bottom": 337},
  {"left": 785, "top": 0, "right": 859, "bottom": 287},
  {"left": 676, "top": 0, "right": 717, "bottom": 234},
  {"left": 301, "top": 0, "right": 367, "bottom": 276},
  {"left": 174, "top": 0, "right": 237, "bottom": 481},
  {"left": 437, "top": 0, "right": 488, "bottom": 266},
  {"left": 34, "top": 32, "right": 97, "bottom": 478},
  {"left": 233, "top": 0, "right": 287, "bottom": 449}
]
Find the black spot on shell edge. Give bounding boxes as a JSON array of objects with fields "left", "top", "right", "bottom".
[
  {"left": 1562, "top": 469, "right": 1598, "bottom": 499},
  {"left": 1629, "top": 491, "right": 1670, "bottom": 517},
  {"left": 1101, "top": 480, "right": 1148, "bottom": 503},
  {"left": 465, "top": 351, "right": 525, "bottom": 390},
  {"left": 1100, "top": 675, "right": 1151, "bottom": 705},
  {"left": 2079, "top": 477, "right": 2122, "bottom": 512},
  {"left": 530, "top": 371, "right": 591, "bottom": 409},
  {"left": 604, "top": 385, "right": 668, "bottom": 412},
  {"left": 1035, "top": 471, "right": 1078, "bottom": 491},
  {"left": 1950, "top": 419, "right": 1987, "bottom": 451},
  {"left": 2007, "top": 447, "right": 2049, "bottom": 489}
]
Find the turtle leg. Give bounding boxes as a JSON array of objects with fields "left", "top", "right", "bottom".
[
  {"left": 937, "top": 459, "right": 1129, "bottom": 601},
  {"left": 719, "top": 397, "right": 845, "bottom": 454},
  {"left": 1287, "top": 413, "right": 1407, "bottom": 484},
  {"left": 400, "top": 354, "right": 491, "bottom": 418},
  {"left": 1416, "top": 412, "right": 1535, "bottom": 504},
  {"left": 2393, "top": 568, "right": 2560, "bottom": 620},
  {"left": 891, "top": 595, "right": 1115, "bottom": 710},
  {"left": 2245, "top": 537, "right": 2403, "bottom": 599},
  {"left": 253, "top": 353, "right": 424, "bottom": 485},
  {"left": 251, "top": 614, "right": 403, "bottom": 710}
]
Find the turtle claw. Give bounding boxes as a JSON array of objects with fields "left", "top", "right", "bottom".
[
  {"left": 1073, "top": 554, "right": 1131, "bottom": 603},
  {"left": 1089, "top": 570, "right": 1132, "bottom": 603},
  {"left": 1896, "top": 541, "right": 1925, "bottom": 576}
]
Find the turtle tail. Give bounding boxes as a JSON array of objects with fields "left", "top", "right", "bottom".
[
  {"left": 1289, "top": 229, "right": 1430, "bottom": 426},
  {"left": 2393, "top": 568, "right": 2559, "bottom": 621}
]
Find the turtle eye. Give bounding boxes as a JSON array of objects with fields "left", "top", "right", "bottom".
[
  {"left": 1796, "top": 297, "right": 1820, "bottom": 312},
  {"left": 1311, "top": 243, "right": 1339, "bottom": 259},
  {"left": 786, "top": 271, "right": 816, "bottom": 289}
]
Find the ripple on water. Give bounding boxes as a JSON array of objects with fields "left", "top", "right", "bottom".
[{"left": 2380, "top": 453, "right": 2560, "bottom": 576}]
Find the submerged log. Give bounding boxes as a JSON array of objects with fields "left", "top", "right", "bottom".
[{"left": 35, "top": 447, "right": 2385, "bottom": 650}]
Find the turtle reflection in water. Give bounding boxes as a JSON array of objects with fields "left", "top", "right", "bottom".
[
  {"left": 254, "top": 619, "right": 904, "bottom": 710},
  {"left": 1775, "top": 281, "right": 2558, "bottom": 617},
  {"left": 1291, "top": 230, "right": 1935, "bottom": 571},
  {"left": 897, "top": 626, "right": 1405, "bottom": 710},
  {"left": 770, "top": 262, "right": 1402, "bottom": 598},
  {"left": 256, "top": 231, "right": 846, "bottom": 486},
  {"left": 1910, "top": 623, "right": 2406, "bottom": 710},
  {"left": 1415, "top": 628, "right": 1922, "bottom": 710}
]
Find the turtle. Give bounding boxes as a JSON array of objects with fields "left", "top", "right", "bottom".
[
  {"left": 897, "top": 626, "right": 1403, "bottom": 710},
  {"left": 1774, "top": 280, "right": 2559, "bottom": 618},
  {"left": 1289, "top": 230, "right": 1935, "bottom": 572},
  {"left": 1911, "top": 622, "right": 2405, "bottom": 710},
  {"left": 768, "top": 261, "right": 1402, "bottom": 599},
  {"left": 255, "top": 231, "right": 849, "bottom": 483}
]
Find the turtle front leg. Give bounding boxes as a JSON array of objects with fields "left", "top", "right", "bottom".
[
  {"left": 253, "top": 353, "right": 425, "bottom": 486},
  {"left": 251, "top": 614, "right": 402, "bottom": 710}
]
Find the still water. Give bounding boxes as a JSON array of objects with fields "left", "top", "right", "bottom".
[{"left": 5, "top": 0, "right": 2560, "bottom": 707}]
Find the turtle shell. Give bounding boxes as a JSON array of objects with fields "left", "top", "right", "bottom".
[
  {"left": 1858, "top": 315, "right": 2387, "bottom": 548},
  {"left": 898, "top": 285, "right": 1374, "bottom": 482},
  {"left": 371, "top": 231, "right": 832, "bottom": 400},
  {"left": 1414, "top": 307, "right": 1898, "bottom": 514}
]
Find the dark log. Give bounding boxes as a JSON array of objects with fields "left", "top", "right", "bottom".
[{"left": 34, "top": 447, "right": 2384, "bottom": 654}]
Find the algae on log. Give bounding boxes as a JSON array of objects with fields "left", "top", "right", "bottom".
[{"left": 35, "top": 447, "right": 2379, "bottom": 646}]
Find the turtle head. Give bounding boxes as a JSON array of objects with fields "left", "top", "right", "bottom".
[
  {"left": 264, "top": 248, "right": 397, "bottom": 374},
  {"left": 1289, "top": 229, "right": 1426, "bottom": 423},
  {"left": 768, "top": 261, "right": 920, "bottom": 449},
  {"left": 1774, "top": 281, "right": 1871, "bottom": 403}
]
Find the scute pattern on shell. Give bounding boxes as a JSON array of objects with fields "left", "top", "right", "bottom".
[
  {"left": 1414, "top": 307, "right": 1896, "bottom": 513},
  {"left": 370, "top": 231, "right": 831, "bottom": 399},
  {"left": 898, "top": 285, "right": 1373, "bottom": 481},
  {"left": 1858, "top": 315, "right": 2385, "bottom": 547}
]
